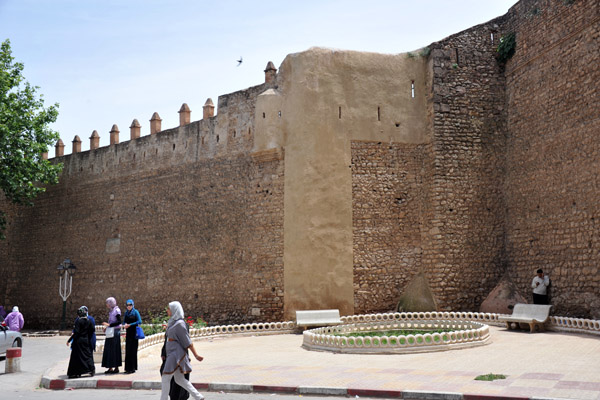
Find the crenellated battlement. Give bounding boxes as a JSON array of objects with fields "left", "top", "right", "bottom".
[{"left": 49, "top": 62, "right": 279, "bottom": 178}]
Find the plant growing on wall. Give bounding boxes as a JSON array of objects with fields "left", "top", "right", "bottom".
[
  {"left": 0, "top": 39, "right": 62, "bottom": 239},
  {"left": 496, "top": 32, "right": 516, "bottom": 65}
]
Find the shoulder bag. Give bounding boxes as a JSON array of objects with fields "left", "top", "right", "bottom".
[
  {"left": 136, "top": 325, "right": 145, "bottom": 339},
  {"left": 105, "top": 326, "right": 114, "bottom": 338}
]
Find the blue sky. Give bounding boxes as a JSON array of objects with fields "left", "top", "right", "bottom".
[{"left": 0, "top": 1, "right": 516, "bottom": 157}]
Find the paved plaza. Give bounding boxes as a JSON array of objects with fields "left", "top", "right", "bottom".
[{"left": 37, "top": 325, "right": 600, "bottom": 399}]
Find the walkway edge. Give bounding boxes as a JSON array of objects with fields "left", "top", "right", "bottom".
[{"left": 39, "top": 376, "right": 567, "bottom": 399}]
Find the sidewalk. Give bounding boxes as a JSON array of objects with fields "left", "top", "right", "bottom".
[{"left": 43, "top": 326, "right": 600, "bottom": 399}]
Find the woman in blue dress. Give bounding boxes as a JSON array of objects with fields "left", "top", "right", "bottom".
[{"left": 122, "top": 298, "right": 142, "bottom": 374}]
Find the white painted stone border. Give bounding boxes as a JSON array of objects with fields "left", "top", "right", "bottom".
[
  {"left": 547, "top": 315, "right": 600, "bottom": 335},
  {"left": 302, "top": 311, "right": 600, "bottom": 354},
  {"left": 340, "top": 311, "right": 503, "bottom": 326},
  {"left": 94, "top": 320, "right": 296, "bottom": 356},
  {"left": 92, "top": 311, "right": 600, "bottom": 357},
  {"left": 340, "top": 311, "right": 600, "bottom": 336},
  {"left": 303, "top": 319, "right": 491, "bottom": 354}
]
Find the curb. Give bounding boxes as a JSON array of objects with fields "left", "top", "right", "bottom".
[{"left": 39, "top": 376, "right": 567, "bottom": 399}]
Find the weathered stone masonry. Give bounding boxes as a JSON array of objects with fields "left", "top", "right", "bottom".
[
  {"left": 352, "top": 141, "right": 431, "bottom": 314},
  {"left": 1, "top": 0, "right": 599, "bottom": 327},
  {"left": 502, "top": 0, "right": 600, "bottom": 316},
  {"left": 352, "top": 0, "right": 599, "bottom": 317},
  {"left": 0, "top": 82, "right": 285, "bottom": 328},
  {"left": 423, "top": 18, "right": 509, "bottom": 312}
]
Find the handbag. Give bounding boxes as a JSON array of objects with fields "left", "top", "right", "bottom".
[
  {"left": 105, "top": 326, "right": 114, "bottom": 338},
  {"left": 136, "top": 325, "right": 145, "bottom": 339}
]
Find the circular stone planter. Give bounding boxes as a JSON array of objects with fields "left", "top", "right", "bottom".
[{"left": 302, "top": 319, "right": 491, "bottom": 354}]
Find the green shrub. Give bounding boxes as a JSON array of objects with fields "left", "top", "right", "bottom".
[
  {"left": 496, "top": 32, "right": 516, "bottom": 64},
  {"left": 141, "top": 309, "right": 168, "bottom": 336},
  {"left": 141, "top": 312, "right": 208, "bottom": 336}
]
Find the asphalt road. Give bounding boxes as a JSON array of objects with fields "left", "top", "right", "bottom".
[{"left": 0, "top": 335, "right": 68, "bottom": 392}]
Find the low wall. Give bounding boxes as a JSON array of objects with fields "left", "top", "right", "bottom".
[
  {"left": 94, "top": 320, "right": 296, "bottom": 359},
  {"left": 341, "top": 311, "right": 600, "bottom": 336},
  {"left": 93, "top": 311, "right": 600, "bottom": 360},
  {"left": 302, "top": 319, "right": 491, "bottom": 354}
]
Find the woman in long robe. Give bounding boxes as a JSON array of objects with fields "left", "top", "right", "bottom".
[
  {"left": 101, "top": 297, "right": 122, "bottom": 374},
  {"left": 66, "top": 306, "right": 95, "bottom": 378},
  {"left": 122, "top": 298, "right": 142, "bottom": 374},
  {"left": 161, "top": 322, "right": 191, "bottom": 399},
  {"left": 160, "top": 301, "right": 204, "bottom": 400}
]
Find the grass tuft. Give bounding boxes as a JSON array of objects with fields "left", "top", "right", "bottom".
[{"left": 475, "top": 373, "right": 507, "bottom": 381}]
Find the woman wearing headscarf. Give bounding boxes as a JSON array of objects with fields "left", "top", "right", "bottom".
[
  {"left": 66, "top": 306, "right": 95, "bottom": 378},
  {"left": 160, "top": 321, "right": 191, "bottom": 400},
  {"left": 101, "top": 297, "right": 122, "bottom": 374},
  {"left": 160, "top": 301, "right": 205, "bottom": 400},
  {"left": 5, "top": 306, "right": 24, "bottom": 331},
  {"left": 122, "top": 298, "right": 142, "bottom": 374},
  {"left": 72, "top": 310, "right": 97, "bottom": 351}
]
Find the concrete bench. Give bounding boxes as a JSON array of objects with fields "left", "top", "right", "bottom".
[
  {"left": 295, "top": 309, "right": 342, "bottom": 329},
  {"left": 498, "top": 303, "right": 553, "bottom": 333}
]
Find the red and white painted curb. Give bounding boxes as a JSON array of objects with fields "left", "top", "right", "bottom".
[{"left": 40, "top": 376, "right": 553, "bottom": 399}]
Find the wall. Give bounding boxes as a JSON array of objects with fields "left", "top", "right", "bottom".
[
  {"left": 2, "top": 0, "right": 599, "bottom": 327},
  {"left": 0, "top": 83, "right": 285, "bottom": 328},
  {"left": 350, "top": 17, "right": 510, "bottom": 313},
  {"left": 352, "top": 141, "right": 432, "bottom": 314},
  {"left": 416, "top": 19, "right": 509, "bottom": 311},
  {"left": 253, "top": 48, "right": 430, "bottom": 319},
  {"left": 503, "top": 0, "right": 600, "bottom": 316}
]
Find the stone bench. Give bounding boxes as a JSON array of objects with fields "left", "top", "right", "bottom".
[
  {"left": 295, "top": 309, "right": 342, "bottom": 329},
  {"left": 498, "top": 303, "right": 553, "bottom": 333}
]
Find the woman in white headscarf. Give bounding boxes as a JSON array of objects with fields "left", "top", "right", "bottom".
[{"left": 160, "top": 301, "right": 204, "bottom": 400}]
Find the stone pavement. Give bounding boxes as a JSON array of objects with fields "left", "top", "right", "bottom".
[{"left": 42, "top": 326, "right": 600, "bottom": 399}]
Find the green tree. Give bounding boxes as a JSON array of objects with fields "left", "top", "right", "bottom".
[{"left": 0, "top": 39, "right": 62, "bottom": 239}]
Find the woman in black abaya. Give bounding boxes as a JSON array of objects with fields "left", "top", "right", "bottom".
[
  {"left": 123, "top": 299, "right": 142, "bottom": 374},
  {"left": 66, "top": 306, "right": 95, "bottom": 378}
]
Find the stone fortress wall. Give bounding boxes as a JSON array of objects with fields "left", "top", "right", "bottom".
[
  {"left": 1, "top": 0, "right": 598, "bottom": 328},
  {"left": 502, "top": 0, "right": 600, "bottom": 317},
  {"left": 0, "top": 80, "right": 287, "bottom": 328}
]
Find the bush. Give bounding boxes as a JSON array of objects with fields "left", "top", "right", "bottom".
[
  {"left": 496, "top": 32, "right": 516, "bottom": 64},
  {"left": 186, "top": 316, "right": 208, "bottom": 329},
  {"left": 141, "top": 312, "right": 208, "bottom": 336},
  {"left": 142, "top": 309, "right": 168, "bottom": 336}
]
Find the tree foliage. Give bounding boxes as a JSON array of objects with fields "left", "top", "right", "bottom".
[{"left": 0, "top": 39, "right": 63, "bottom": 239}]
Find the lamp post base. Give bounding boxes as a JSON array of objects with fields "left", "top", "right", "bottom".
[{"left": 60, "top": 300, "right": 67, "bottom": 330}]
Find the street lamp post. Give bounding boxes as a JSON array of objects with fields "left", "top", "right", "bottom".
[{"left": 57, "top": 258, "right": 77, "bottom": 330}]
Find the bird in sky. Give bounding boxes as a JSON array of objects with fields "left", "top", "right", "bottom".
[{"left": 237, "top": 57, "right": 243, "bottom": 66}]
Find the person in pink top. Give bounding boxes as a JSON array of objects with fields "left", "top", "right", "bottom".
[{"left": 5, "top": 306, "right": 24, "bottom": 331}]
